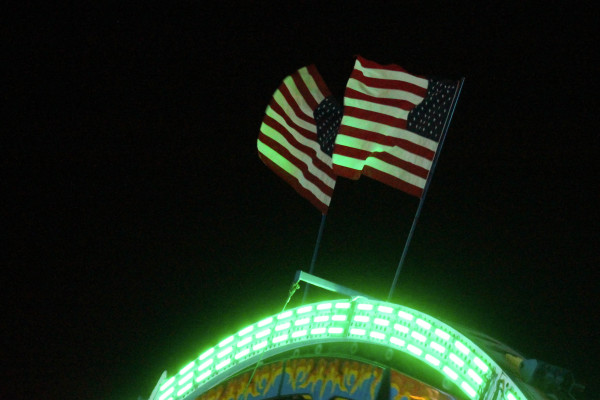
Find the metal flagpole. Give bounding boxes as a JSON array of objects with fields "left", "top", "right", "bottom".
[
  {"left": 387, "top": 77, "right": 466, "bottom": 301},
  {"left": 301, "top": 213, "right": 327, "bottom": 304}
]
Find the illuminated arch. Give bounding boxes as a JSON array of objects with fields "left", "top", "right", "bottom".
[{"left": 153, "top": 298, "right": 528, "bottom": 400}]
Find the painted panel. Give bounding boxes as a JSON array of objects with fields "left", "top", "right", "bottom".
[
  {"left": 282, "top": 358, "right": 384, "bottom": 400},
  {"left": 195, "top": 361, "right": 283, "bottom": 400},
  {"left": 390, "top": 369, "right": 455, "bottom": 400}
]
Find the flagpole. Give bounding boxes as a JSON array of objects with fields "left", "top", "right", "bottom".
[
  {"left": 301, "top": 213, "right": 327, "bottom": 304},
  {"left": 387, "top": 78, "right": 465, "bottom": 301}
]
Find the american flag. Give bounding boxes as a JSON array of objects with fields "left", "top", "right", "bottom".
[
  {"left": 332, "top": 56, "right": 459, "bottom": 197},
  {"left": 258, "top": 65, "right": 340, "bottom": 214}
]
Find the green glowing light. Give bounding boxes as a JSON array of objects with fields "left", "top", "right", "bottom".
[
  {"left": 449, "top": 352, "right": 465, "bottom": 367},
  {"left": 435, "top": 329, "right": 450, "bottom": 341},
  {"left": 354, "top": 315, "right": 370, "bottom": 323},
  {"left": 455, "top": 340, "right": 470, "bottom": 355},
  {"left": 275, "top": 322, "right": 290, "bottom": 331},
  {"left": 378, "top": 305, "right": 393, "bottom": 313},
  {"left": 195, "top": 370, "right": 211, "bottom": 382},
  {"left": 177, "top": 383, "right": 192, "bottom": 396},
  {"left": 425, "top": 354, "right": 440, "bottom": 366},
  {"left": 398, "top": 310, "right": 414, "bottom": 321},
  {"left": 430, "top": 342, "right": 446, "bottom": 353},
  {"left": 273, "top": 334, "right": 288, "bottom": 343},
  {"left": 197, "top": 359, "right": 212, "bottom": 372},
  {"left": 350, "top": 328, "right": 366, "bottom": 336},
  {"left": 179, "top": 372, "right": 193, "bottom": 386},
  {"left": 416, "top": 319, "right": 432, "bottom": 330},
  {"left": 461, "top": 382, "right": 476, "bottom": 398},
  {"left": 292, "top": 330, "right": 307, "bottom": 338},
  {"left": 160, "top": 377, "right": 175, "bottom": 392},
  {"left": 199, "top": 348, "right": 213, "bottom": 361},
  {"left": 253, "top": 341, "right": 267, "bottom": 351},
  {"left": 407, "top": 344, "right": 422, "bottom": 356},
  {"left": 219, "top": 336, "right": 234, "bottom": 348},
  {"left": 215, "top": 359, "right": 230, "bottom": 370},
  {"left": 238, "top": 326, "right": 254, "bottom": 337},
  {"left": 369, "top": 331, "right": 385, "bottom": 340},
  {"left": 179, "top": 361, "right": 196, "bottom": 376},
  {"left": 297, "top": 306, "right": 312, "bottom": 314},
  {"left": 410, "top": 331, "right": 426, "bottom": 342},
  {"left": 278, "top": 310, "right": 292, "bottom": 320},
  {"left": 154, "top": 299, "right": 526, "bottom": 400},
  {"left": 217, "top": 347, "right": 232, "bottom": 358},
  {"left": 443, "top": 366, "right": 458, "bottom": 381},
  {"left": 255, "top": 329, "right": 270, "bottom": 339},
  {"left": 295, "top": 317, "right": 310, "bottom": 326},
  {"left": 467, "top": 369, "right": 483, "bottom": 385},
  {"left": 159, "top": 387, "right": 174, "bottom": 400},
  {"left": 473, "top": 356, "right": 489, "bottom": 373},
  {"left": 235, "top": 349, "right": 250, "bottom": 359}
]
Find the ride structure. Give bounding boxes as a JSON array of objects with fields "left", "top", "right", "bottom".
[{"left": 145, "top": 272, "right": 583, "bottom": 400}]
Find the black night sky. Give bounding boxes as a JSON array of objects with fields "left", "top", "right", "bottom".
[{"left": 5, "top": 3, "right": 598, "bottom": 400}]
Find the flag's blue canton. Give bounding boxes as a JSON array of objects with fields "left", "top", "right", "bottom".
[
  {"left": 314, "top": 96, "right": 342, "bottom": 156},
  {"left": 407, "top": 78, "right": 456, "bottom": 142}
]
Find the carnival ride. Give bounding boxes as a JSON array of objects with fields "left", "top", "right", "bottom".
[{"left": 145, "top": 272, "right": 583, "bottom": 400}]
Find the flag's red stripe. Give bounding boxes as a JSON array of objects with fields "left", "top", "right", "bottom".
[
  {"left": 344, "top": 106, "right": 408, "bottom": 130},
  {"left": 356, "top": 56, "right": 427, "bottom": 82},
  {"left": 277, "top": 82, "right": 315, "bottom": 128},
  {"left": 268, "top": 98, "right": 315, "bottom": 142},
  {"left": 344, "top": 88, "right": 418, "bottom": 110},
  {"left": 307, "top": 64, "right": 331, "bottom": 99},
  {"left": 292, "top": 71, "right": 319, "bottom": 110},
  {"left": 362, "top": 165, "right": 423, "bottom": 197},
  {"left": 337, "top": 125, "right": 436, "bottom": 160},
  {"left": 258, "top": 133, "right": 334, "bottom": 197},
  {"left": 259, "top": 152, "right": 329, "bottom": 214},
  {"left": 261, "top": 115, "right": 337, "bottom": 181},
  {"left": 332, "top": 163, "right": 363, "bottom": 180},
  {"left": 334, "top": 145, "right": 430, "bottom": 179},
  {"left": 351, "top": 68, "right": 428, "bottom": 98}
]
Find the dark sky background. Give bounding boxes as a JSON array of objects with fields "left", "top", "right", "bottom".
[{"left": 5, "top": 3, "right": 598, "bottom": 400}]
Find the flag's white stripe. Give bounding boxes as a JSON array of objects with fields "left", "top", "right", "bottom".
[
  {"left": 332, "top": 153, "right": 427, "bottom": 189},
  {"left": 347, "top": 78, "right": 425, "bottom": 105},
  {"left": 335, "top": 134, "right": 433, "bottom": 171},
  {"left": 257, "top": 139, "right": 331, "bottom": 205},
  {"left": 265, "top": 105, "right": 333, "bottom": 168},
  {"left": 355, "top": 58, "right": 429, "bottom": 89},
  {"left": 364, "top": 157, "right": 427, "bottom": 188},
  {"left": 282, "top": 75, "right": 314, "bottom": 119},
  {"left": 260, "top": 121, "right": 335, "bottom": 189},
  {"left": 298, "top": 67, "right": 325, "bottom": 105},
  {"left": 341, "top": 115, "right": 438, "bottom": 152},
  {"left": 343, "top": 97, "right": 410, "bottom": 120},
  {"left": 271, "top": 89, "right": 316, "bottom": 133}
]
